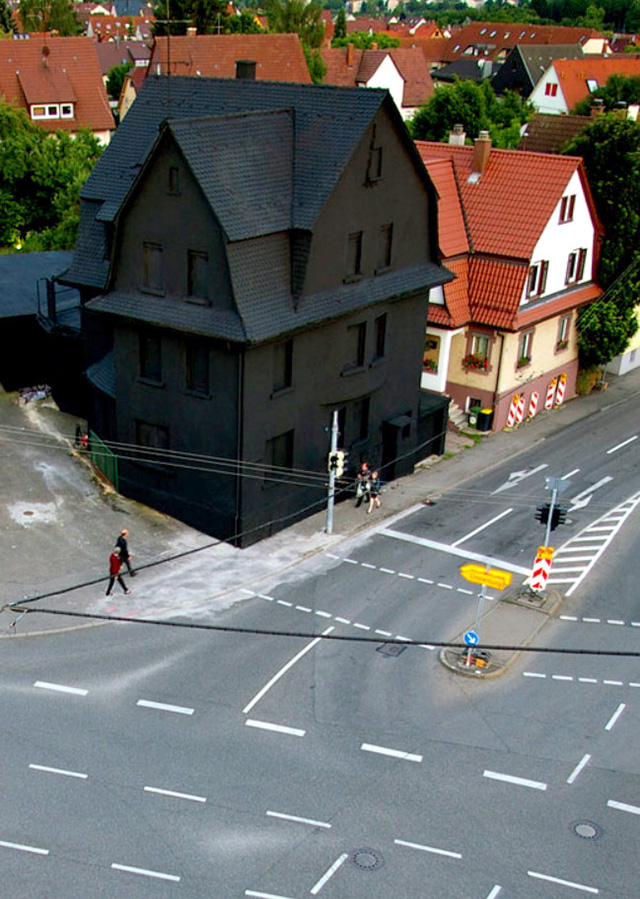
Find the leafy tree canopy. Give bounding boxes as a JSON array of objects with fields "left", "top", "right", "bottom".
[
  {"left": 106, "top": 63, "right": 131, "bottom": 104},
  {"left": 333, "top": 7, "right": 346, "bottom": 41},
  {"left": 0, "top": 100, "right": 102, "bottom": 251},
  {"left": 332, "top": 31, "right": 401, "bottom": 49},
  {"left": 152, "top": 0, "right": 231, "bottom": 36},
  {"left": 0, "top": 0, "right": 15, "bottom": 32},
  {"left": 409, "top": 79, "right": 533, "bottom": 149},
  {"left": 577, "top": 283, "right": 639, "bottom": 367},
  {"left": 19, "top": 0, "right": 82, "bottom": 35},
  {"left": 265, "top": 0, "right": 325, "bottom": 49},
  {"left": 574, "top": 74, "right": 640, "bottom": 115}
]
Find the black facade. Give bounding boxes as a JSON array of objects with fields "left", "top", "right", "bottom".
[{"left": 63, "top": 77, "right": 450, "bottom": 544}]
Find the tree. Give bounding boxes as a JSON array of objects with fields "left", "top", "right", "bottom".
[
  {"left": 409, "top": 79, "right": 533, "bottom": 149},
  {"left": 332, "top": 30, "right": 401, "bottom": 49},
  {"left": 19, "top": 0, "right": 82, "bottom": 35},
  {"left": 577, "top": 270, "right": 640, "bottom": 368},
  {"left": 574, "top": 74, "right": 640, "bottom": 115},
  {"left": 106, "top": 64, "right": 131, "bottom": 104},
  {"left": 0, "top": 100, "right": 102, "bottom": 251},
  {"left": 152, "top": 0, "right": 230, "bottom": 36},
  {"left": 0, "top": 0, "right": 16, "bottom": 33},
  {"left": 265, "top": 0, "right": 325, "bottom": 49},
  {"left": 333, "top": 7, "right": 346, "bottom": 42},
  {"left": 303, "top": 45, "right": 327, "bottom": 84},
  {"left": 225, "top": 10, "right": 264, "bottom": 33}
]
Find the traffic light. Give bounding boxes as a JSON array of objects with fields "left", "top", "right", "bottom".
[
  {"left": 535, "top": 503, "right": 550, "bottom": 525},
  {"left": 550, "top": 506, "right": 567, "bottom": 531},
  {"left": 328, "top": 453, "right": 338, "bottom": 473},
  {"left": 335, "top": 450, "right": 346, "bottom": 477}
]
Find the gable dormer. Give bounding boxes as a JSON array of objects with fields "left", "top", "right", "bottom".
[{"left": 18, "top": 57, "right": 76, "bottom": 123}]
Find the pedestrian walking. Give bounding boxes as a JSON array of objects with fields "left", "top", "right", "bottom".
[
  {"left": 115, "top": 527, "right": 135, "bottom": 576},
  {"left": 106, "top": 547, "right": 131, "bottom": 596},
  {"left": 355, "top": 461, "right": 371, "bottom": 508},
  {"left": 367, "top": 470, "right": 381, "bottom": 514}
]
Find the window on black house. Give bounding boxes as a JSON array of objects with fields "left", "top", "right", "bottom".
[
  {"left": 353, "top": 397, "right": 370, "bottom": 441},
  {"left": 142, "top": 242, "right": 164, "bottom": 293},
  {"left": 135, "top": 420, "right": 169, "bottom": 451},
  {"left": 185, "top": 341, "right": 210, "bottom": 395},
  {"left": 346, "top": 231, "right": 363, "bottom": 279},
  {"left": 374, "top": 313, "right": 387, "bottom": 359},
  {"left": 264, "top": 430, "right": 294, "bottom": 487},
  {"left": 346, "top": 322, "right": 366, "bottom": 369},
  {"left": 139, "top": 332, "right": 162, "bottom": 382},
  {"left": 273, "top": 339, "right": 293, "bottom": 393},
  {"left": 377, "top": 224, "right": 393, "bottom": 271},
  {"left": 187, "top": 250, "right": 208, "bottom": 302}
]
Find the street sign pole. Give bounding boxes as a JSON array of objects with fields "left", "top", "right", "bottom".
[{"left": 459, "top": 564, "right": 512, "bottom": 666}]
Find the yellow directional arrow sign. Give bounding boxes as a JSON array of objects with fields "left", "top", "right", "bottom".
[{"left": 460, "top": 564, "right": 512, "bottom": 591}]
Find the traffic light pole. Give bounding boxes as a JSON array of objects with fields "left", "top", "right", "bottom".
[
  {"left": 544, "top": 485, "right": 558, "bottom": 547},
  {"left": 325, "top": 410, "right": 339, "bottom": 534}
]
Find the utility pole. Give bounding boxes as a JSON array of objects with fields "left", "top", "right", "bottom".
[
  {"left": 325, "top": 410, "right": 339, "bottom": 534},
  {"left": 544, "top": 483, "right": 559, "bottom": 547}
]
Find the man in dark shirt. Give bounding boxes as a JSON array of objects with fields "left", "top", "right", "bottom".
[{"left": 115, "top": 528, "right": 136, "bottom": 576}]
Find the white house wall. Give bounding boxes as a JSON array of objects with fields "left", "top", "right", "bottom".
[
  {"left": 529, "top": 64, "right": 569, "bottom": 114},
  {"left": 421, "top": 326, "right": 460, "bottom": 392},
  {"left": 520, "top": 169, "right": 595, "bottom": 305},
  {"left": 364, "top": 55, "right": 405, "bottom": 116}
]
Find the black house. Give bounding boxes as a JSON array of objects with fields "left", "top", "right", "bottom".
[
  {"left": 61, "top": 76, "right": 450, "bottom": 544},
  {"left": 491, "top": 44, "right": 584, "bottom": 97}
]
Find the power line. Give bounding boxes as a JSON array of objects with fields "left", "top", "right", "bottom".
[{"left": 5, "top": 606, "right": 640, "bottom": 658}]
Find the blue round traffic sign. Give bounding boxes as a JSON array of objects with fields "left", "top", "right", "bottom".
[{"left": 464, "top": 630, "right": 479, "bottom": 646}]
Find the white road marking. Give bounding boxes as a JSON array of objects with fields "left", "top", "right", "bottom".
[
  {"left": 437, "top": 582, "right": 453, "bottom": 590},
  {"left": 418, "top": 577, "right": 433, "bottom": 584},
  {"left": 492, "top": 464, "right": 548, "bottom": 495},
  {"left": 375, "top": 629, "right": 392, "bottom": 637},
  {"left": 483, "top": 770, "right": 547, "bottom": 791},
  {"left": 360, "top": 562, "right": 376, "bottom": 569},
  {"left": 563, "top": 468, "right": 580, "bottom": 479},
  {"left": 523, "top": 672, "right": 546, "bottom": 678},
  {"left": 379, "top": 567, "right": 396, "bottom": 574},
  {"left": 603, "top": 680, "right": 623, "bottom": 686},
  {"left": 276, "top": 600, "right": 292, "bottom": 607},
  {"left": 0, "top": 840, "right": 49, "bottom": 855},
  {"left": 111, "top": 863, "right": 180, "bottom": 882},
  {"left": 394, "top": 838, "right": 461, "bottom": 859},
  {"left": 606, "top": 435, "right": 638, "bottom": 454},
  {"left": 240, "top": 588, "right": 255, "bottom": 596},
  {"left": 552, "top": 675, "right": 573, "bottom": 681},
  {"left": 567, "top": 754, "right": 591, "bottom": 784},
  {"left": 315, "top": 610, "right": 332, "bottom": 618},
  {"left": 381, "top": 529, "right": 530, "bottom": 575},
  {"left": 334, "top": 617, "right": 351, "bottom": 624},
  {"left": 266, "top": 811, "right": 331, "bottom": 828},
  {"left": 325, "top": 553, "right": 339, "bottom": 559},
  {"left": 296, "top": 605, "right": 312, "bottom": 613},
  {"left": 398, "top": 572, "right": 414, "bottom": 580},
  {"left": 527, "top": 870, "right": 598, "bottom": 893},
  {"left": 246, "top": 720, "right": 305, "bottom": 737},
  {"left": 524, "top": 673, "right": 636, "bottom": 687},
  {"left": 246, "top": 891, "right": 297, "bottom": 899},
  {"left": 607, "top": 800, "right": 640, "bottom": 816},
  {"left": 452, "top": 508, "right": 513, "bottom": 547},
  {"left": 361, "top": 742, "right": 422, "bottom": 763},
  {"left": 29, "top": 764, "right": 87, "bottom": 779},
  {"left": 458, "top": 588, "right": 474, "bottom": 595},
  {"left": 604, "top": 703, "right": 626, "bottom": 731},
  {"left": 485, "top": 887, "right": 502, "bottom": 899},
  {"left": 144, "top": 786, "right": 206, "bottom": 803},
  {"left": 243, "top": 628, "right": 333, "bottom": 715},
  {"left": 258, "top": 594, "right": 274, "bottom": 601},
  {"left": 578, "top": 678, "right": 598, "bottom": 684},
  {"left": 34, "top": 681, "right": 87, "bottom": 696},
  {"left": 343, "top": 558, "right": 358, "bottom": 565},
  {"left": 136, "top": 699, "right": 194, "bottom": 715},
  {"left": 310, "top": 853, "right": 349, "bottom": 894},
  {"left": 353, "top": 622, "right": 370, "bottom": 630}
]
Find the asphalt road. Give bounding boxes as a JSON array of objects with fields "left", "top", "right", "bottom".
[{"left": 1, "top": 398, "right": 639, "bottom": 897}]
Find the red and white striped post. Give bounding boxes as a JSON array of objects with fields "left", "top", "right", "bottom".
[
  {"left": 531, "top": 546, "right": 554, "bottom": 592},
  {"left": 544, "top": 378, "right": 557, "bottom": 410},
  {"left": 505, "top": 394, "right": 519, "bottom": 428},
  {"left": 527, "top": 391, "right": 539, "bottom": 420},
  {"left": 554, "top": 373, "right": 567, "bottom": 408},
  {"left": 514, "top": 393, "right": 526, "bottom": 426}
]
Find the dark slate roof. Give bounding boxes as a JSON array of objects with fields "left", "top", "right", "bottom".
[
  {"left": 168, "top": 110, "right": 294, "bottom": 242},
  {"left": 432, "top": 58, "right": 487, "bottom": 84},
  {"left": 65, "top": 76, "right": 390, "bottom": 289},
  {"left": 86, "top": 255, "right": 448, "bottom": 344},
  {"left": 518, "top": 113, "right": 592, "bottom": 154},
  {"left": 0, "top": 251, "right": 74, "bottom": 318},
  {"left": 86, "top": 350, "right": 116, "bottom": 398}
]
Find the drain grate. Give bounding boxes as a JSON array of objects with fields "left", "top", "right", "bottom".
[
  {"left": 351, "top": 848, "right": 384, "bottom": 871},
  {"left": 376, "top": 643, "right": 406, "bottom": 657},
  {"left": 571, "top": 821, "right": 602, "bottom": 840}
]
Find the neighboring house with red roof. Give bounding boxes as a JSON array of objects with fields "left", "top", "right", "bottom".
[
  {"left": 321, "top": 44, "right": 433, "bottom": 120},
  {"left": 416, "top": 131, "right": 603, "bottom": 432},
  {"left": 0, "top": 36, "right": 114, "bottom": 144},
  {"left": 83, "top": 13, "right": 154, "bottom": 42},
  {"left": 442, "top": 22, "right": 608, "bottom": 67},
  {"left": 530, "top": 57, "right": 640, "bottom": 114},
  {"left": 148, "top": 34, "right": 312, "bottom": 84}
]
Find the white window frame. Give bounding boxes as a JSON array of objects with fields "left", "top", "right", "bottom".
[
  {"left": 31, "top": 103, "right": 60, "bottom": 120},
  {"left": 60, "top": 103, "right": 74, "bottom": 119},
  {"left": 527, "top": 261, "right": 548, "bottom": 298},
  {"left": 566, "top": 249, "right": 586, "bottom": 285},
  {"left": 518, "top": 329, "right": 533, "bottom": 363},
  {"left": 471, "top": 333, "right": 490, "bottom": 359},
  {"left": 559, "top": 194, "right": 576, "bottom": 223}
]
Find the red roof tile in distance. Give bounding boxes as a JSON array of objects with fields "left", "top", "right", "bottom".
[
  {"left": 422, "top": 156, "right": 469, "bottom": 258},
  {"left": 388, "top": 48, "right": 434, "bottom": 106},
  {"left": 553, "top": 57, "right": 640, "bottom": 111},
  {"left": 441, "top": 257, "right": 472, "bottom": 327},
  {"left": 441, "top": 22, "right": 604, "bottom": 62},
  {"left": 415, "top": 141, "right": 581, "bottom": 260},
  {"left": 396, "top": 36, "right": 448, "bottom": 64},
  {"left": 150, "top": 34, "right": 312, "bottom": 83},
  {"left": 0, "top": 36, "right": 113, "bottom": 134}
]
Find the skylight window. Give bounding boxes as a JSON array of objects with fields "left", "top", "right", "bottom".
[{"left": 587, "top": 78, "right": 599, "bottom": 92}]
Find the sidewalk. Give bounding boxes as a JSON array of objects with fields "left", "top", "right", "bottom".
[{"left": 3, "top": 368, "right": 640, "bottom": 672}]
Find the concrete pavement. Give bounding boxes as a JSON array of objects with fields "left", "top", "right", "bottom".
[{"left": 2, "top": 368, "right": 640, "bottom": 675}]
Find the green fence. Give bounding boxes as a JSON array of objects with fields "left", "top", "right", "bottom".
[{"left": 89, "top": 430, "right": 118, "bottom": 492}]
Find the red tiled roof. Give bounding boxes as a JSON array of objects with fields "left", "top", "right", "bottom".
[
  {"left": 422, "top": 157, "right": 468, "bottom": 257},
  {"left": 0, "top": 36, "right": 114, "bottom": 134},
  {"left": 149, "top": 34, "right": 312, "bottom": 84},
  {"left": 442, "top": 22, "right": 605, "bottom": 62},
  {"left": 416, "top": 141, "right": 583, "bottom": 259},
  {"left": 515, "top": 281, "right": 602, "bottom": 328},
  {"left": 321, "top": 46, "right": 433, "bottom": 107},
  {"left": 440, "top": 257, "right": 472, "bottom": 327},
  {"left": 396, "top": 36, "right": 448, "bottom": 63},
  {"left": 552, "top": 57, "right": 640, "bottom": 111},
  {"left": 469, "top": 256, "right": 528, "bottom": 329}
]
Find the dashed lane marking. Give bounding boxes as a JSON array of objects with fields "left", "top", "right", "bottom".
[
  {"left": 523, "top": 672, "right": 640, "bottom": 688},
  {"left": 558, "top": 615, "right": 638, "bottom": 628}
]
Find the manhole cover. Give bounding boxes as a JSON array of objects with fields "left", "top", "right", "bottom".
[
  {"left": 351, "top": 848, "right": 384, "bottom": 871},
  {"left": 571, "top": 821, "right": 601, "bottom": 840},
  {"left": 23, "top": 510, "right": 34, "bottom": 516},
  {"left": 376, "top": 643, "right": 406, "bottom": 657}
]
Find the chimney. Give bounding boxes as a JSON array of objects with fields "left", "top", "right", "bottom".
[
  {"left": 236, "top": 59, "right": 256, "bottom": 80},
  {"left": 449, "top": 123, "right": 466, "bottom": 146},
  {"left": 347, "top": 42, "right": 354, "bottom": 67},
  {"left": 186, "top": 26, "right": 196, "bottom": 37},
  {"left": 371, "top": 41, "right": 378, "bottom": 50},
  {"left": 472, "top": 130, "right": 491, "bottom": 174}
]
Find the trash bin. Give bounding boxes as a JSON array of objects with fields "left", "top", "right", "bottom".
[
  {"left": 468, "top": 405, "right": 481, "bottom": 428},
  {"left": 476, "top": 407, "right": 494, "bottom": 432}
]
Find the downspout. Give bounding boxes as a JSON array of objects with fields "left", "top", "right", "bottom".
[
  {"left": 493, "top": 332, "right": 506, "bottom": 414},
  {"left": 234, "top": 348, "right": 245, "bottom": 543}
]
